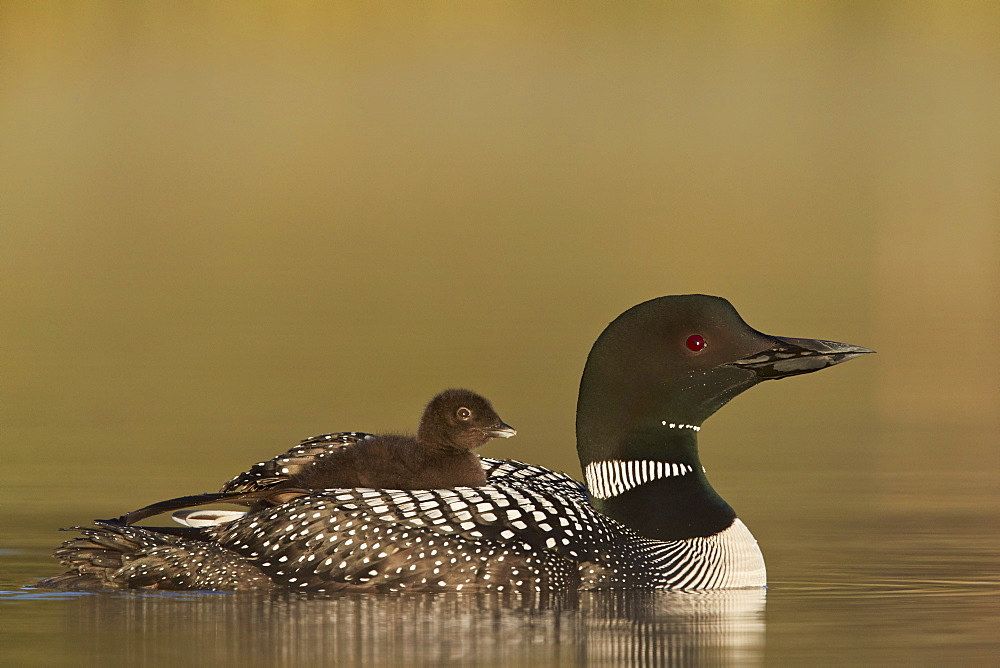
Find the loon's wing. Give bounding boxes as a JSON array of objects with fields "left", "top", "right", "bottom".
[
  {"left": 220, "top": 432, "right": 374, "bottom": 494},
  {"left": 200, "top": 478, "right": 636, "bottom": 592}
]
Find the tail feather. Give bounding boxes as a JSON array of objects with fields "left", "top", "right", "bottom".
[{"left": 38, "top": 522, "right": 275, "bottom": 591}]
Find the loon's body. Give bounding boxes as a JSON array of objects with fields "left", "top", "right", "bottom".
[{"left": 40, "top": 295, "right": 871, "bottom": 592}]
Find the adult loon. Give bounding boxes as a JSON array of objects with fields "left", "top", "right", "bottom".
[{"left": 40, "top": 295, "right": 872, "bottom": 592}]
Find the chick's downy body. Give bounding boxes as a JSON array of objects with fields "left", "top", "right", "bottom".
[{"left": 292, "top": 389, "right": 515, "bottom": 490}]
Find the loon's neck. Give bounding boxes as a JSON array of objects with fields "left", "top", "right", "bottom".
[{"left": 580, "top": 423, "right": 736, "bottom": 541}]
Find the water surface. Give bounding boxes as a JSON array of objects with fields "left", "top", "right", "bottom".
[{"left": 4, "top": 457, "right": 997, "bottom": 666}]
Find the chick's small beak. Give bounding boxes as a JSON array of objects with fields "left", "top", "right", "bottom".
[{"left": 484, "top": 421, "right": 517, "bottom": 438}]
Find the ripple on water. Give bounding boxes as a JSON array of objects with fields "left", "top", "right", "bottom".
[{"left": 771, "top": 577, "right": 1000, "bottom": 599}]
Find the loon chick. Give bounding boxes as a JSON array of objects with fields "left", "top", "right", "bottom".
[
  {"left": 110, "top": 389, "right": 516, "bottom": 525},
  {"left": 40, "top": 295, "right": 872, "bottom": 592},
  {"left": 285, "top": 388, "right": 514, "bottom": 491}
]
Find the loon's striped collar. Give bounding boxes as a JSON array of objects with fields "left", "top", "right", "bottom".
[{"left": 584, "top": 460, "right": 696, "bottom": 500}]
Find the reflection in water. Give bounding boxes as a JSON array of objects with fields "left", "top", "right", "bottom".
[{"left": 64, "top": 588, "right": 765, "bottom": 666}]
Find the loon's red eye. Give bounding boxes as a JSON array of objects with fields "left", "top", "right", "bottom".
[{"left": 686, "top": 334, "right": 707, "bottom": 352}]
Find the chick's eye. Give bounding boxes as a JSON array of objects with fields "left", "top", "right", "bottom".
[
  {"left": 456, "top": 407, "right": 472, "bottom": 420},
  {"left": 686, "top": 334, "right": 707, "bottom": 352}
]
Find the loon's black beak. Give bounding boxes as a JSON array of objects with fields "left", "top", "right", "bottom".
[
  {"left": 484, "top": 421, "right": 517, "bottom": 438},
  {"left": 725, "top": 337, "right": 874, "bottom": 380}
]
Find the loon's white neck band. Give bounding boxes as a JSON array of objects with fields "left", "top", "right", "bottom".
[{"left": 585, "top": 459, "right": 695, "bottom": 500}]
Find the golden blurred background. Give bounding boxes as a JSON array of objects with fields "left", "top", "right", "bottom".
[{"left": 1, "top": 2, "right": 997, "bottom": 524}]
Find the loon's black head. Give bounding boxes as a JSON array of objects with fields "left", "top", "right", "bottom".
[
  {"left": 418, "top": 389, "right": 516, "bottom": 453},
  {"left": 577, "top": 295, "right": 872, "bottom": 466}
]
